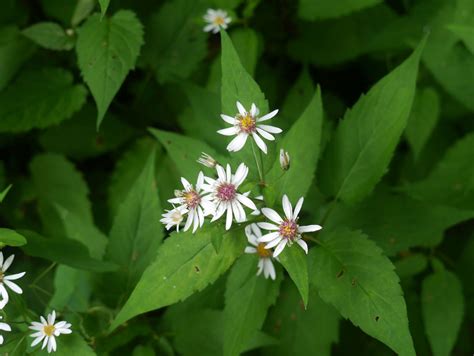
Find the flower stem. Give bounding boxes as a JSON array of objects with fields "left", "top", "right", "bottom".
[{"left": 250, "top": 139, "right": 264, "bottom": 184}]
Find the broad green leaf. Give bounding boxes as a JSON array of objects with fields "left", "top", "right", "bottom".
[
  {"left": 50, "top": 265, "right": 91, "bottom": 312},
  {"left": 267, "top": 87, "right": 323, "bottom": 203},
  {"left": 325, "top": 189, "right": 474, "bottom": 255},
  {"left": 150, "top": 128, "right": 227, "bottom": 179},
  {"left": 421, "top": 264, "right": 464, "bottom": 356},
  {"left": 264, "top": 280, "right": 339, "bottom": 356},
  {"left": 405, "top": 87, "right": 440, "bottom": 160},
  {"left": 20, "top": 230, "right": 117, "bottom": 272},
  {"left": 106, "top": 150, "right": 164, "bottom": 287},
  {"left": 229, "top": 28, "right": 261, "bottom": 76},
  {"left": 0, "top": 184, "right": 11, "bottom": 203},
  {"left": 0, "top": 26, "right": 35, "bottom": 90},
  {"left": 35, "top": 333, "right": 95, "bottom": 355},
  {"left": 278, "top": 243, "right": 309, "bottom": 307},
  {"left": 403, "top": 132, "right": 474, "bottom": 210},
  {"left": 311, "top": 228, "right": 415, "bottom": 355},
  {"left": 0, "top": 228, "right": 26, "bottom": 247},
  {"left": 110, "top": 228, "right": 245, "bottom": 330},
  {"left": 0, "top": 68, "right": 86, "bottom": 132},
  {"left": 22, "top": 22, "right": 74, "bottom": 50},
  {"left": 223, "top": 255, "right": 282, "bottom": 356},
  {"left": 394, "top": 254, "right": 428, "bottom": 279},
  {"left": 447, "top": 24, "right": 474, "bottom": 53},
  {"left": 298, "top": 0, "right": 381, "bottom": 20},
  {"left": 98, "top": 0, "right": 110, "bottom": 18},
  {"left": 77, "top": 10, "right": 144, "bottom": 128},
  {"left": 141, "top": 0, "right": 207, "bottom": 83},
  {"left": 319, "top": 39, "right": 424, "bottom": 204}
]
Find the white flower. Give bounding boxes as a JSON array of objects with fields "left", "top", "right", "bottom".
[
  {"left": 279, "top": 149, "right": 290, "bottom": 170},
  {"left": 258, "top": 195, "right": 322, "bottom": 258},
  {"left": 201, "top": 163, "right": 257, "bottom": 230},
  {"left": 29, "top": 311, "right": 72, "bottom": 353},
  {"left": 197, "top": 152, "right": 218, "bottom": 168},
  {"left": 244, "top": 224, "right": 277, "bottom": 280},
  {"left": 0, "top": 252, "right": 26, "bottom": 309},
  {"left": 218, "top": 101, "right": 281, "bottom": 154},
  {"left": 160, "top": 205, "right": 188, "bottom": 232},
  {"left": 167, "top": 172, "right": 214, "bottom": 233},
  {"left": 0, "top": 316, "right": 11, "bottom": 344},
  {"left": 203, "top": 9, "right": 231, "bottom": 34}
]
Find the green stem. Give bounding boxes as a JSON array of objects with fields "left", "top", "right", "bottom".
[{"left": 250, "top": 139, "right": 264, "bottom": 184}]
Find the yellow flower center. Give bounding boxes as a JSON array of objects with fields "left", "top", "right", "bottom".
[
  {"left": 43, "top": 324, "right": 55, "bottom": 337},
  {"left": 256, "top": 243, "right": 272, "bottom": 258},
  {"left": 213, "top": 16, "right": 225, "bottom": 25},
  {"left": 238, "top": 114, "right": 256, "bottom": 133}
]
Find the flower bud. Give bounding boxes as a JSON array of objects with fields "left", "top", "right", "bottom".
[
  {"left": 279, "top": 149, "right": 290, "bottom": 171},
  {"left": 197, "top": 152, "right": 218, "bottom": 168}
]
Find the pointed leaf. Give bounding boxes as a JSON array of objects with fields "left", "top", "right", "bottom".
[
  {"left": 22, "top": 22, "right": 75, "bottom": 50},
  {"left": 0, "top": 228, "right": 27, "bottom": 247},
  {"left": 0, "top": 184, "right": 11, "bottom": 203},
  {"left": 98, "top": 0, "right": 110, "bottom": 18},
  {"left": 278, "top": 243, "right": 309, "bottom": 307}
]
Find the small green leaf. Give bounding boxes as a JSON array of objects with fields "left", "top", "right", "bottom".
[
  {"left": 98, "top": 0, "right": 110, "bottom": 18},
  {"left": 319, "top": 37, "right": 425, "bottom": 203},
  {"left": 106, "top": 149, "right": 164, "bottom": 287},
  {"left": 421, "top": 264, "right": 464, "bottom": 356},
  {"left": 395, "top": 254, "right": 428, "bottom": 279},
  {"left": 20, "top": 230, "right": 117, "bottom": 272},
  {"left": 0, "top": 184, "right": 12, "bottom": 203},
  {"left": 311, "top": 228, "right": 415, "bottom": 355},
  {"left": 298, "top": 0, "right": 382, "bottom": 20},
  {"left": 223, "top": 255, "right": 282, "bottom": 356},
  {"left": 0, "top": 228, "right": 27, "bottom": 247},
  {"left": 278, "top": 243, "right": 309, "bottom": 307},
  {"left": 76, "top": 10, "right": 144, "bottom": 128},
  {"left": 22, "top": 22, "right": 74, "bottom": 50},
  {"left": 110, "top": 227, "right": 245, "bottom": 330},
  {"left": 0, "top": 68, "right": 86, "bottom": 132}
]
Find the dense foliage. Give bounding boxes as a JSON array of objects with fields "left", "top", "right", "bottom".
[{"left": 0, "top": 0, "right": 472, "bottom": 355}]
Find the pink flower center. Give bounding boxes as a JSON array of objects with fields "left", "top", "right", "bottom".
[
  {"left": 238, "top": 113, "right": 256, "bottom": 133},
  {"left": 216, "top": 183, "right": 236, "bottom": 201},
  {"left": 279, "top": 219, "right": 298, "bottom": 240},
  {"left": 184, "top": 190, "right": 201, "bottom": 209}
]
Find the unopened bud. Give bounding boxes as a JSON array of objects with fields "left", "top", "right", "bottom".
[
  {"left": 65, "top": 28, "right": 75, "bottom": 36},
  {"left": 197, "top": 152, "right": 218, "bottom": 168},
  {"left": 279, "top": 149, "right": 290, "bottom": 171}
]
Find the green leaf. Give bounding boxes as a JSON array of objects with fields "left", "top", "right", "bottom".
[
  {"left": 298, "top": 0, "right": 381, "bottom": 20},
  {"left": 0, "top": 184, "right": 11, "bottom": 203},
  {"left": 98, "top": 0, "right": 110, "bottom": 18},
  {"left": 223, "top": 255, "right": 282, "bottom": 356},
  {"left": 264, "top": 280, "right": 339, "bottom": 356},
  {"left": 319, "top": 38, "right": 424, "bottom": 204},
  {"left": 311, "top": 228, "right": 415, "bottom": 355},
  {"left": 405, "top": 87, "right": 440, "bottom": 160},
  {"left": 447, "top": 24, "right": 474, "bottom": 53},
  {"left": 35, "top": 333, "right": 96, "bottom": 355},
  {"left": 20, "top": 230, "right": 117, "bottom": 272},
  {"left": 421, "top": 264, "right": 464, "bottom": 356},
  {"left": 110, "top": 227, "right": 245, "bottom": 330},
  {"left": 141, "top": 0, "right": 207, "bottom": 84},
  {"left": 22, "top": 22, "right": 74, "bottom": 50},
  {"left": 49, "top": 265, "right": 92, "bottom": 312},
  {"left": 278, "top": 243, "right": 309, "bottom": 307},
  {"left": 76, "top": 10, "right": 144, "bottom": 128},
  {"left": 0, "top": 228, "right": 26, "bottom": 247},
  {"left": 267, "top": 87, "right": 323, "bottom": 203},
  {"left": 106, "top": 149, "right": 164, "bottom": 287},
  {"left": 403, "top": 132, "right": 474, "bottom": 210},
  {"left": 0, "top": 26, "right": 36, "bottom": 90},
  {"left": 229, "top": 28, "right": 261, "bottom": 76},
  {"left": 0, "top": 67, "right": 87, "bottom": 132},
  {"left": 394, "top": 254, "right": 428, "bottom": 279}
]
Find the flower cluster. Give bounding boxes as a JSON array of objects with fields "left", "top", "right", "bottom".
[
  {"left": 161, "top": 96, "right": 322, "bottom": 280},
  {"left": 0, "top": 252, "right": 72, "bottom": 353}
]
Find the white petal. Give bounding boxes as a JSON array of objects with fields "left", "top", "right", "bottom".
[
  {"left": 48, "top": 311, "right": 56, "bottom": 325},
  {"left": 250, "top": 223, "right": 262, "bottom": 238},
  {"left": 236, "top": 101, "right": 246, "bottom": 116},
  {"left": 257, "top": 109, "right": 279, "bottom": 122},
  {"left": 236, "top": 194, "right": 257, "bottom": 210},
  {"left": 0, "top": 252, "right": 3, "bottom": 268},
  {"left": 31, "top": 335, "right": 45, "bottom": 347},
  {"left": 282, "top": 195, "right": 293, "bottom": 220},
  {"left": 257, "top": 259, "right": 264, "bottom": 275},
  {"left": 0, "top": 322, "right": 10, "bottom": 331},
  {"left": 273, "top": 239, "right": 288, "bottom": 258},
  {"left": 196, "top": 172, "right": 204, "bottom": 191},
  {"left": 265, "top": 236, "right": 283, "bottom": 249},
  {"left": 227, "top": 133, "right": 248, "bottom": 152},
  {"left": 232, "top": 163, "right": 248, "bottom": 186},
  {"left": 221, "top": 114, "right": 237, "bottom": 125},
  {"left": 257, "top": 124, "right": 282, "bottom": 133},
  {"left": 245, "top": 247, "right": 257, "bottom": 254},
  {"left": 181, "top": 177, "right": 192, "bottom": 191},
  {"left": 0, "top": 285, "right": 8, "bottom": 309},
  {"left": 216, "top": 165, "right": 226, "bottom": 182},
  {"left": 203, "top": 24, "right": 214, "bottom": 32},
  {"left": 57, "top": 327, "right": 72, "bottom": 334},
  {"left": 267, "top": 260, "right": 276, "bottom": 280},
  {"left": 192, "top": 210, "right": 200, "bottom": 233},
  {"left": 183, "top": 212, "right": 194, "bottom": 232},
  {"left": 298, "top": 225, "right": 323, "bottom": 233},
  {"left": 296, "top": 239, "right": 309, "bottom": 254},
  {"left": 41, "top": 335, "right": 49, "bottom": 350},
  {"left": 252, "top": 133, "right": 267, "bottom": 154},
  {"left": 262, "top": 208, "right": 283, "bottom": 224},
  {"left": 250, "top": 103, "right": 257, "bottom": 117},
  {"left": 232, "top": 202, "right": 242, "bottom": 223},
  {"left": 4, "top": 272, "right": 25, "bottom": 281},
  {"left": 29, "top": 322, "right": 44, "bottom": 330},
  {"left": 260, "top": 232, "right": 281, "bottom": 243},
  {"left": 256, "top": 128, "right": 275, "bottom": 141},
  {"left": 293, "top": 197, "right": 304, "bottom": 219},
  {"left": 257, "top": 222, "right": 279, "bottom": 231},
  {"left": 225, "top": 206, "right": 233, "bottom": 230},
  {"left": 217, "top": 127, "right": 239, "bottom": 136},
  {"left": 198, "top": 207, "right": 205, "bottom": 227},
  {"left": 226, "top": 164, "right": 232, "bottom": 183},
  {"left": 2, "top": 255, "right": 14, "bottom": 272},
  {"left": 211, "top": 204, "right": 226, "bottom": 222}
]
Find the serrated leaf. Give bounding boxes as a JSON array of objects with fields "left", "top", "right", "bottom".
[
  {"left": 405, "top": 87, "right": 440, "bottom": 160},
  {"left": 298, "top": 0, "right": 381, "bottom": 20},
  {"left": 22, "top": 22, "right": 74, "bottom": 50},
  {"left": 0, "top": 228, "right": 26, "bottom": 247},
  {"left": 0, "top": 184, "right": 11, "bottom": 203},
  {"left": 278, "top": 243, "right": 309, "bottom": 307},
  {"left": 20, "top": 230, "right": 117, "bottom": 272},
  {"left": 0, "top": 26, "right": 36, "bottom": 90},
  {"left": 311, "top": 228, "right": 415, "bottom": 355},
  {"left": 77, "top": 10, "right": 144, "bottom": 128},
  {"left": 0, "top": 67, "right": 86, "bottom": 132},
  {"left": 319, "top": 38, "right": 424, "bottom": 204},
  {"left": 267, "top": 87, "right": 323, "bottom": 203},
  {"left": 106, "top": 150, "right": 164, "bottom": 287},
  {"left": 264, "top": 280, "right": 339, "bottom": 356},
  {"left": 110, "top": 227, "right": 245, "bottom": 330},
  {"left": 403, "top": 132, "right": 474, "bottom": 210},
  {"left": 141, "top": 0, "right": 207, "bottom": 84},
  {"left": 223, "top": 255, "right": 282, "bottom": 356},
  {"left": 421, "top": 265, "right": 464, "bottom": 356}
]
